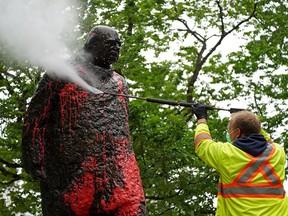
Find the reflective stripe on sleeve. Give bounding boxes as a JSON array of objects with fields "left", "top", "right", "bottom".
[{"left": 194, "top": 132, "right": 212, "bottom": 148}]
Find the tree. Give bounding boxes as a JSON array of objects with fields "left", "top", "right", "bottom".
[
  {"left": 0, "top": 0, "right": 287, "bottom": 215},
  {"left": 0, "top": 46, "right": 42, "bottom": 215}
]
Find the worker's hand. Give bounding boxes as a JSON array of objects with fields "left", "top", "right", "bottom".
[{"left": 191, "top": 102, "right": 208, "bottom": 120}]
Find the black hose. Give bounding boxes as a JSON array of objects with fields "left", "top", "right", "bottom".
[{"left": 104, "top": 92, "right": 245, "bottom": 113}]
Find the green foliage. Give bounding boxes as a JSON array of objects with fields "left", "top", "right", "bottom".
[
  {"left": 129, "top": 100, "right": 218, "bottom": 215},
  {"left": 0, "top": 46, "right": 42, "bottom": 215},
  {"left": 0, "top": 0, "right": 287, "bottom": 215}
]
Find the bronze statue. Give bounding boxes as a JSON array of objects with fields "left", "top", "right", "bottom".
[{"left": 22, "top": 26, "right": 146, "bottom": 216}]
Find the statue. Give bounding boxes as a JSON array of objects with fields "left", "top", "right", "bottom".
[{"left": 22, "top": 26, "right": 146, "bottom": 216}]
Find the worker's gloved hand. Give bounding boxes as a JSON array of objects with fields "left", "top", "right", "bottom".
[{"left": 191, "top": 102, "right": 208, "bottom": 120}]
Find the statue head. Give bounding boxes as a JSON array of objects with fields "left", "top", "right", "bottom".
[{"left": 83, "top": 26, "right": 121, "bottom": 69}]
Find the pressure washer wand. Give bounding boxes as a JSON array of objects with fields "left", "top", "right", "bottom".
[{"left": 104, "top": 92, "right": 245, "bottom": 113}]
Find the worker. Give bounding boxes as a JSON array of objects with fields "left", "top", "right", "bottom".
[{"left": 192, "top": 102, "right": 288, "bottom": 215}]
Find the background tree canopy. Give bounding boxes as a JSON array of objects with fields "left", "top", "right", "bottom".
[{"left": 0, "top": 0, "right": 287, "bottom": 215}]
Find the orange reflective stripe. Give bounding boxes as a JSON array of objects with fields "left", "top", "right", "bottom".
[
  {"left": 219, "top": 144, "right": 284, "bottom": 198},
  {"left": 194, "top": 132, "right": 212, "bottom": 148},
  {"left": 219, "top": 182, "right": 283, "bottom": 187},
  {"left": 218, "top": 182, "right": 285, "bottom": 198},
  {"left": 237, "top": 145, "right": 275, "bottom": 183},
  {"left": 259, "top": 163, "right": 281, "bottom": 184},
  {"left": 218, "top": 192, "right": 285, "bottom": 199}
]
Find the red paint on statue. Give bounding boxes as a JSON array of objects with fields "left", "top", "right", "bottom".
[
  {"left": 32, "top": 120, "right": 45, "bottom": 163},
  {"left": 101, "top": 158, "right": 144, "bottom": 214},
  {"left": 24, "top": 123, "right": 30, "bottom": 133},
  {"left": 100, "top": 138, "right": 145, "bottom": 215},
  {"left": 47, "top": 81, "right": 53, "bottom": 92},
  {"left": 61, "top": 77, "right": 144, "bottom": 215},
  {"left": 64, "top": 157, "right": 97, "bottom": 216},
  {"left": 59, "top": 84, "right": 89, "bottom": 132},
  {"left": 30, "top": 87, "right": 54, "bottom": 178},
  {"left": 112, "top": 72, "right": 130, "bottom": 134},
  {"left": 112, "top": 72, "right": 128, "bottom": 116},
  {"left": 63, "top": 135, "right": 144, "bottom": 215}
]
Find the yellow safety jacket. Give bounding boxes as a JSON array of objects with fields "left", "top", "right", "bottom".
[{"left": 194, "top": 123, "right": 288, "bottom": 216}]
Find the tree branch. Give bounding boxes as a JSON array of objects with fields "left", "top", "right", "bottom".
[
  {"left": 253, "top": 89, "right": 262, "bottom": 113},
  {"left": 226, "top": 3, "right": 257, "bottom": 36},
  {"left": 187, "top": 39, "right": 207, "bottom": 103},
  {"left": 145, "top": 171, "right": 217, "bottom": 201},
  {"left": 0, "top": 166, "right": 21, "bottom": 179},
  {"left": 0, "top": 70, "right": 15, "bottom": 95},
  {"left": 145, "top": 188, "right": 182, "bottom": 200},
  {"left": 0, "top": 177, "right": 21, "bottom": 185},
  {"left": 0, "top": 157, "right": 22, "bottom": 168},
  {"left": 207, "top": 34, "right": 222, "bottom": 40},
  {"left": 144, "top": 157, "right": 163, "bottom": 173},
  {"left": 176, "top": 18, "right": 205, "bottom": 43},
  {"left": 188, "top": 170, "right": 217, "bottom": 185},
  {"left": 216, "top": 0, "right": 226, "bottom": 35},
  {"left": 158, "top": 207, "right": 175, "bottom": 215},
  {"left": 126, "top": 0, "right": 135, "bottom": 36},
  {"left": 186, "top": 3, "right": 258, "bottom": 103},
  {"left": 203, "top": 3, "right": 257, "bottom": 67}
]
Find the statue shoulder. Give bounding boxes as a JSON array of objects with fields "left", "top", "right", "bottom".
[{"left": 113, "top": 69, "right": 125, "bottom": 78}]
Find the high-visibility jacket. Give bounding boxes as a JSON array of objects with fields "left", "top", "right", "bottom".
[{"left": 194, "top": 123, "right": 288, "bottom": 216}]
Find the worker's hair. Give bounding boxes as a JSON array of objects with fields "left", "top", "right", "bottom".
[{"left": 229, "top": 111, "right": 261, "bottom": 136}]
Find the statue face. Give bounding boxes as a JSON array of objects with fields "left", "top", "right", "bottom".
[{"left": 86, "top": 26, "right": 121, "bottom": 69}]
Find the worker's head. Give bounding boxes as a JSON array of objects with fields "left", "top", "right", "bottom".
[
  {"left": 227, "top": 111, "right": 261, "bottom": 143},
  {"left": 83, "top": 26, "right": 121, "bottom": 69}
]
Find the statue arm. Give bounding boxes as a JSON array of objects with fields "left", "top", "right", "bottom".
[{"left": 22, "top": 74, "right": 57, "bottom": 180}]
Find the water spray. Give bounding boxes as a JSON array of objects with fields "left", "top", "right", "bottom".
[{"left": 102, "top": 92, "right": 245, "bottom": 113}]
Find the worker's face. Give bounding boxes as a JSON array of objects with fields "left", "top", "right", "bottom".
[{"left": 227, "top": 121, "right": 240, "bottom": 143}]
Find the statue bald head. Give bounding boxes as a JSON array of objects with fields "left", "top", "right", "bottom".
[{"left": 84, "top": 26, "right": 121, "bottom": 69}]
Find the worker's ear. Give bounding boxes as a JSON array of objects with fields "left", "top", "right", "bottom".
[{"left": 235, "top": 128, "right": 241, "bottom": 138}]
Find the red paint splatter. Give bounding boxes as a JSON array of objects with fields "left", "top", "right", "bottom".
[
  {"left": 101, "top": 152, "right": 145, "bottom": 215},
  {"left": 32, "top": 119, "right": 45, "bottom": 165},
  {"left": 59, "top": 84, "right": 89, "bottom": 132},
  {"left": 64, "top": 157, "right": 97, "bottom": 216},
  {"left": 60, "top": 143, "right": 63, "bottom": 151},
  {"left": 61, "top": 77, "right": 145, "bottom": 215},
  {"left": 24, "top": 123, "right": 30, "bottom": 133},
  {"left": 112, "top": 72, "right": 128, "bottom": 117},
  {"left": 100, "top": 138, "right": 145, "bottom": 215},
  {"left": 63, "top": 136, "right": 145, "bottom": 215},
  {"left": 112, "top": 72, "right": 131, "bottom": 135},
  {"left": 30, "top": 82, "right": 54, "bottom": 177}
]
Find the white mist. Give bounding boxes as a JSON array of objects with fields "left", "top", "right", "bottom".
[{"left": 0, "top": 0, "right": 102, "bottom": 94}]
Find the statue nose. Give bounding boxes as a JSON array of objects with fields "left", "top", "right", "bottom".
[{"left": 115, "top": 43, "right": 120, "bottom": 51}]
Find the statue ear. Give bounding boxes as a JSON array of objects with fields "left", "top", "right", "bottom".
[{"left": 84, "top": 43, "right": 94, "bottom": 53}]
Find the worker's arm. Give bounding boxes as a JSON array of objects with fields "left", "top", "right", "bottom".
[
  {"left": 22, "top": 74, "right": 59, "bottom": 181},
  {"left": 192, "top": 103, "right": 231, "bottom": 172},
  {"left": 194, "top": 118, "right": 229, "bottom": 172}
]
